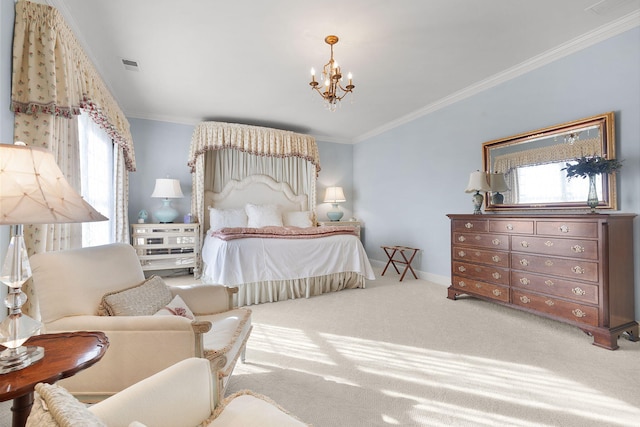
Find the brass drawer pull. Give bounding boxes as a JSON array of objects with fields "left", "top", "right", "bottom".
[
  {"left": 520, "top": 241, "right": 529, "bottom": 248},
  {"left": 520, "top": 259, "right": 529, "bottom": 266},
  {"left": 475, "top": 283, "right": 482, "bottom": 289},
  {"left": 458, "top": 236, "right": 466, "bottom": 242},
  {"left": 544, "top": 260, "right": 554, "bottom": 267},
  {"left": 458, "top": 280, "right": 466, "bottom": 288},
  {"left": 492, "top": 255, "right": 501, "bottom": 262},
  {"left": 572, "top": 266, "right": 585, "bottom": 274},
  {"left": 544, "top": 241, "right": 554, "bottom": 247},
  {"left": 571, "top": 245, "right": 585, "bottom": 253},
  {"left": 474, "top": 251, "right": 481, "bottom": 256},
  {"left": 465, "top": 222, "right": 473, "bottom": 229},
  {"left": 520, "top": 296, "right": 531, "bottom": 304},
  {"left": 492, "top": 239, "right": 501, "bottom": 245},
  {"left": 572, "top": 309, "right": 587, "bottom": 318},
  {"left": 559, "top": 225, "right": 570, "bottom": 233},
  {"left": 458, "top": 266, "right": 467, "bottom": 272},
  {"left": 545, "top": 300, "right": 555, "bottom": 306},
  {"left": 572, "top": 287, "right": 586, "bottom": 296},
  {"left": 492, "top": 272, "right": 501, "bottom": 279},
  {"left": 475, "top": 235, "right": 482, "bottom": 241},
  {"left": 520, "top": 277, "right": 530, "bottom": 285},
  {"left": 545, "top": 279, "right": 555, "bottom": 286},
  {"left": 492, "top": 289, "right": 502, "bottom": 296},
  {"left": 506, "top": 224, "right": 514, "bottom": 230},
  {"left": 458, "top": 250, "right": 466, "bottom": 257}
]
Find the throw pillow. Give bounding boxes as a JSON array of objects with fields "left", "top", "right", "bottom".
[
  {"left": 245, "top": 203, "right": 283, "bottom": 228},
  {"left": 282, "top": 211, "right": 313, "bottom": 228},
  {"left": 153, "top": 295, "right": 195, "bottom": 320},
  {"left": 98, "top": 275, "right": 173, "bottom": 316},
  {"left": 208, "top": 207, "right": 248, "bottom": 232},
  {"left": 26, "top": 383, "right": 106, "bottom": 427}
]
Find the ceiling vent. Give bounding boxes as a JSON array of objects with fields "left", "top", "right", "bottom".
[
  {"left": 121, "top": 58, "right": 140, "bottom": 72},
  {"left": 585, "top": 0, "right": 633, "bottom": 15}
]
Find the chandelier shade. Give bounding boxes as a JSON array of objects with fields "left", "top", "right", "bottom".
[{"left": 309, "top": 35, "right": 355, "bottom": 111}]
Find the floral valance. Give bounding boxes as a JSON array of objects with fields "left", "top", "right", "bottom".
[
  {"left": 11, "top": 0, "right": 136, "bottom": 171},
  {"left": 493, "top": 137, "right": 601, "bottom": 174},
  {"left": 188, "top": 122, "right": 321, "bottom": 175}
]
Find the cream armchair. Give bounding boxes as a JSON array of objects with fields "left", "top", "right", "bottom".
[
  {"left": 27, "top": 358, "right": 308, "bottom": 427},
  {"left": 28, "top": 243, "right": 252, "bottom": 404}
]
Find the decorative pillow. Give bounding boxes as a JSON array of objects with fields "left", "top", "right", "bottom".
[
  {"left": 26, "top": 383, "right": 106, "bottom": 427},
  {"left": 283, "top": 211, "right": 313, "bottom": 228},
  {"left": 153, "top": 295, "right": 195, "bottom": 320},
  {"left": 98, "top": 275, "right": 173, "bottom": 316},
  {"left": 209, "top": 207, "right": 248, "bottom": 232},
  {"left": 245, "top": 203, "right": 283, "bottom": 228}
]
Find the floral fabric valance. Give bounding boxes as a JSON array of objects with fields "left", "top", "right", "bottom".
[
  {"left": 188, "top": 122, "right": 321, "bottom": 175},
  {"left": 11, "top": 0, "right": 136, "bottom": 171}
]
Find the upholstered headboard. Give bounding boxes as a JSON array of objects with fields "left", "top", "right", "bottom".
[{"left": 203, "top": 174, "right": 309, "bottom": 232}]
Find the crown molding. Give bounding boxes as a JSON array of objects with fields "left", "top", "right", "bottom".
[{"left": 354, "top": 11, "right": 640, "bottom": 144}]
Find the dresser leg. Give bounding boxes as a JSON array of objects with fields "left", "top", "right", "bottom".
[
  {"left": 590, "top": 330, "right": 618, "bottom": 350},
  {"left": 447, "top": 286, "right": 460, "bottom": 300},
  {"left": 622, "top": 324, "right": 639, "bottom": 342}
]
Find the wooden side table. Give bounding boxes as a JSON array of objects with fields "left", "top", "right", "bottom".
[
  {"left": 381, "top": 245, "right": 420, "bottom": 281},
  {"left": 0, "top": 331, "right": 109, "bottom": 427}
]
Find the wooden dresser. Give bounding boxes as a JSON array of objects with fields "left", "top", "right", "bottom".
[{"left": 447, "top": 213, "right": 638, "bottom": 350}]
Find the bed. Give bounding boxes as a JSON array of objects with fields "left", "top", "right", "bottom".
[{"left": 200, "top": 174, "right": 374, "bottom": 306}]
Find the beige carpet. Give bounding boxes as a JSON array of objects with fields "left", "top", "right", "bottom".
[
  {"left": 223, "top": 269, "right": 640, "bottom": 427},
  {"left": 2, "top": 269, "right": 639, "bottom": 426}
]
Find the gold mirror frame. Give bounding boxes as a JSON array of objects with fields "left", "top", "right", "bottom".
[{"left": 483, "top": 112, "right": 616, "bottom": 211}]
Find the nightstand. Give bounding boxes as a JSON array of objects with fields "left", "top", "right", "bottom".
[
  {"left": 131, "top": 223, "right": 200, "bottom": 277},
  {"left": 317, "top": 220, "right": 362, "bottom": 240}
]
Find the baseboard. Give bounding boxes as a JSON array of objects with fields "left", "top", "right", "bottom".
[{"left": 369, "top": 259, "right": 450, "bottom": 286}]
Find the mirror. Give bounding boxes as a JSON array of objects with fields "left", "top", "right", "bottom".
[{"left": 483, "top": 112, "right": 616, "bottom": 211}]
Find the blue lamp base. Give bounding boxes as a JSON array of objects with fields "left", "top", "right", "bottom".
[
  {"left": 155, "top": 198, "right": 178, "bottom": 223},
  {"left": 327, "top": 203, "right": 344, "bottom": 221}
]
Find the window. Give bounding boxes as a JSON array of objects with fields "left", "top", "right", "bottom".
[{"left": 78, "top": 112, "right": 114, "bottom": 247}]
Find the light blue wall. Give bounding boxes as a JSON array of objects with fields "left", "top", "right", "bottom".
[
  {"left": 354, "top": 27, "right": 640, "bottom": 314},
  {"left": 128, "top": 120, "right": 355, "bottom": 225}
]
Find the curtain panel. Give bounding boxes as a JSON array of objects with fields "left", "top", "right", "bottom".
[{"left": 11, "top": 0, "right": 136, "bottom": 172}]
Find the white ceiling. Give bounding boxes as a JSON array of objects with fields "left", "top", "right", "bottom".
[{"left": 48, "top": 0, "right": 640, "bottom": 143}]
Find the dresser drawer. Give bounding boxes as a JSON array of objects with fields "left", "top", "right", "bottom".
[
  {"left": 511, "top": 271, "right": 599, "bottom": 305},
  {"left": 510, "top": 236, "right": 598, "bottom": 260},
  {"left": 512, "top": 289, "right": 599, "bottom": 327},
  {"left": 452, "top": 275, "right": 509, "bottom": 302},
  {"left": 452, "top": 219, "right": 487, "bottom": 233},
  {"left": 453, "top": 232, "right": 509, "bottom": 250},
  {"left": 511, "top": 253, "right": 599, "bottom": 282},
  {"left": 452, "top": 246, "right": 509, "bottom": 268},
  {"left": 536, "top": 221, "right": 598, "bottom": 238},
  {"left": 489, "top": 220, "right": 534, "bottom": 234},
  {"left": 453, "top": 261, "right": 509, "bottom": 285}
]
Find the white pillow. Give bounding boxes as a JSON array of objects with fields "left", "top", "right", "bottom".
[
  {"left": 209, "top": 207, "right": 248, "bottom": 231},
  {"left": 283, "top": 211, "right": 313, "bottom": 228},
  {"left": 154, "top": 295, "right": 195, "bottom": 320},
  {"left": 245, "top": 203, "right": 283, "bottom": 228}
]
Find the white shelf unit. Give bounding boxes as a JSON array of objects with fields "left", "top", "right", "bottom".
[{"left": 131, "top": 223, "right": 200, "bottom": 277}]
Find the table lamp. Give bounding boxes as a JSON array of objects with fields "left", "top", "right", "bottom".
[
  {"left": 151, "top": 178, "right": 184, "bottom": 223},
  {"left": 489, "top": 172, "right": 510, "bottom": 204},
  {"left": 324, "top": 186, "right": 346, "bottom": 221},
  {"left": 0, "top": 142, "right": 107, "bottom": 373},
  {"left": 465, "top": 171, "right": 491, "bottom": 215}
]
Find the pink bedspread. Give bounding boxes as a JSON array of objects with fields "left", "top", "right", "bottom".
[{"left": 211, "top": 225, "right": 358, "bottom": 241}]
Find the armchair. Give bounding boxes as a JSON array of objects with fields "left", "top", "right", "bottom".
[
  {"left": 27, "top": 358, "right": 308, "bottom": 427},
  {"left": 28, "top": 243, "right": 252, "bottom": 404}
]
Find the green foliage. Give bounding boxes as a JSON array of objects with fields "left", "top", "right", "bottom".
[{"left": 562, "top": 156, "right": 623, "bottom": 180}]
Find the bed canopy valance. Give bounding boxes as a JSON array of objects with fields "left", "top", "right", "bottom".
[{"left": 189, "top": 122, "right": 321, "bottom": 240}]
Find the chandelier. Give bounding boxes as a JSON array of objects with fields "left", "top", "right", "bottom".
[{"left": 309, "top": 35, "right": 355, "bottom": 111}]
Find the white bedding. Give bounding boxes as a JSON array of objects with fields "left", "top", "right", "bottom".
[{"left": 201, "top": 233, "right": 375, "bottom": 286}]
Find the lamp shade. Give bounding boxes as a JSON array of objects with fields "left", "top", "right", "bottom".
[
  {"left": 151, "top": 178, "right": 184, "bottom": 199},
  {"left": 0, "top": 143, "right": 107, "bottom": 224},
  {"left": 489, "top": 172, "right": 510, "bottom": 193},
  {"left": 465, "top": 171, "right": 491, "bottom": 193},
  {"left": 323, "top": 186, "right": 346, "bottom": 203}
]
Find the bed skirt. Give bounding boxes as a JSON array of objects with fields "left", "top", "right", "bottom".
[{"left": 233, "top": 272, "right": 365, "bottom": 307}]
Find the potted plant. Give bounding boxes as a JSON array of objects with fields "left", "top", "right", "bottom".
[{"left": 562, "top": 155, "right": 623, "bottom": 212}]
